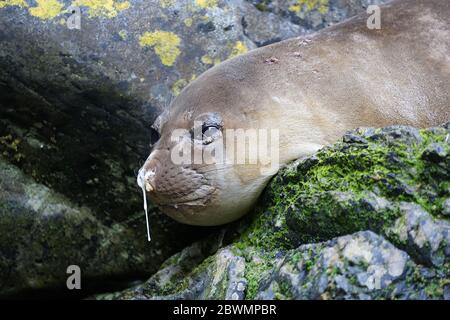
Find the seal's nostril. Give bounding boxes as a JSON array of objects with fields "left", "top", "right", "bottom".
[
  {"left": 145, "top": 182, "right": 154, "bottom": 192},
  {"left": 144, "top": 169, "right": 156, "bottom": 180},
  {"left": 139, "top": 168, "right": 156, "bottom": 192}
]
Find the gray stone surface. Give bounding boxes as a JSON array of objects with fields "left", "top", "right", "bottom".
[{"left": 0, "top": 158, "right": 203, "bottom": 296}]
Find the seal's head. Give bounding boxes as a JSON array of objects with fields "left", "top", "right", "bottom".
[{"left": 137, "top": 60, "right": 279, "bottom": 226}]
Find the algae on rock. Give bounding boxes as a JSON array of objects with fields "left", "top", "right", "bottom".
[{"left": 105, "top": 124, "right": 450, "bottom": 300}]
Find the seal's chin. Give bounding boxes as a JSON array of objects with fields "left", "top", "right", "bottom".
[
  {"left": 138, "top": 174, "right": 220, "bottom": 226},
  {"left": 158, "top": 199, "right": 248, "bottom": 226},
  {"left": 148, "top": 185, "right": 220, "bottom": 226},
  {"left": 159, "top": 202, "right": 211, "bottom": 226},
  {"left": 151, "top": 174, "right": 266, "bottom": 226}
]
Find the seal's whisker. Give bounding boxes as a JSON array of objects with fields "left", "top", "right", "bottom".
[
  {"left": 194, "top": 163, "right": 235, "bottom": 170},
  {"left": 196, "top": 165, "right": 235, "bottom": 174}
]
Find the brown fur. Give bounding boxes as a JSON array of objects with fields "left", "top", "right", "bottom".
[{"left": 139, "top": 0, "right": 450, "bottom": 226}]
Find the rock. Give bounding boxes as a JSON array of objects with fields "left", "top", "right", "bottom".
[
  {"left": 0, "top": 159, "right": 213, "bottom": 296},
  {"left": 386, "top": 203, "right": 450, "bottom": 267},
  {"left": 104, "top": 123, "right": 450, "bottom": 300},
  {"left": 258, "top": 231, "right": 410, "bottom": 299},
  {"left": 256, "top": 231, "right": 446, "bottom": 300},
  {"left": 275, "top": 124, "right": 450, "bottom": 247},
  {"left": 246, "top": 0, "right": 390, "bottom": 31},
  {"left": 443, "top": 198, "right": 450, "bottom": 216},
  {"left": 97, "top": 232, "right": 246, "bottom": 300},
  {"left": 421, "top": 143, "right": 448, "bottom": 163}
]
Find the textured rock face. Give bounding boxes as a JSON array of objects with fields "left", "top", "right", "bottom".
[
  {"left": 0, "top": 158, "right": 220, "bottom": 296},
  {"left": 0, "top": 0, "right": 385, "bottom": 296},
  {"left": 246, "top": 0, "right": 390, "bottom": 31},
  {"left": 104, "top": 124, "right": 450, "bottom": 300}
]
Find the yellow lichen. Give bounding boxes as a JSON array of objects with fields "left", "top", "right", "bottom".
[
  {"left": 201, "top": 55, "right": 213, "bottom": 65},
  {"left": 160, "top": 0, "right": 174, "bottom": 8},
  {"left": 115, "top": 1, "right": 129, "bottom": 11},
  {"left": 288, "top": 4, "right": 301, "bottom": 13},
  {"left": 118, "top": 29, "right": 128, "bottom": 40},
  {"left": 195, "top": 0, "right": 218, "bottom": 9},
  {"left": 229, "top": 41, "right": 248, "bottom": 59},
  {"left": 72, "top": 0, "right": 130, "bottom": 18},
  {"left": 171, "top": 78, "right": 188, "bottom": 96},
  {"left": 201, "top": 55, "right": 221, "bottom": 65},
  {"left": 139, "top": 31, "right": 181, "bottom": 67},
  {"left": 0, "top": 135, "right": 24, "bottom": 162},
  {"left": 288, "top": 0, "right": 329, "bottom": 14},
  {"left": 0, "top": 0, "right": 28, "bottom": 9},
  {"left": 29, "top": 0, "right": 63, "bottom": 19},
  {"left": 184, "top": 17, "right": 193, "bottom": 27}
]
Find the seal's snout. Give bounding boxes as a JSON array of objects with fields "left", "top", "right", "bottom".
[
  {"left": 137, "top": 167, "right": 156, "bottom": 193},
  {"left": 144, "top": 169, "right": 156, "bottom": 192},
  {"left": 138, "top": 151, "right": 163, "bottom": 193},
  {"left": 137, "top": 168, "right": 145, "bottom": 189}
]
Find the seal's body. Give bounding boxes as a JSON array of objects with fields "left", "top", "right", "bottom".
[{"left": 138, "top": 0, "right": 450, "bottom": 226}]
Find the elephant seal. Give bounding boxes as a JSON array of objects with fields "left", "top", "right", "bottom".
[{"left": 138, "top": 0, "right": 450, "bottom": 228}]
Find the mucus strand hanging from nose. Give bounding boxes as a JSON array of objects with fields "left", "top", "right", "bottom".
[
  {"left": 142, "top": 186, "right": 151, "bottom": 242},
  {"left": 138, "top": 169, "right": 154, "bottom": 192},
  {"left": 137, "top": 169, "right": 151, "bottom": 242}
]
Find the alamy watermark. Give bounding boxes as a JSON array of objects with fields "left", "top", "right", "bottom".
[
  {"left": 169, "top": 121, "right": 280, "bottom": 176},
  {"left": 67, "top": 6, "right": 81, "bottom": 30},
  {"left": 367, "top": 5, "right": 381, "bottom": 30},
  {"left": 66, "top": 265, "right": 81, "bottom": 290}
]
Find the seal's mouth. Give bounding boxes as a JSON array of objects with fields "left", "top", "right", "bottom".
[
  {"left": 149, "top": 183, "right": 216, "bottom": 208},
  {"left": 137, "top": 172, "right": 152, "bottom": 242},
  {"left": 159, "top": 197, "right": 208, "bottom": 208},
  {"left": 137, "top": 169, "right": 144, "bottom": 189}
]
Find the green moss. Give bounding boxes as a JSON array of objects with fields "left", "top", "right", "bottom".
[
  {"left": 123, "top": 125, "right": 449, "bottom": 300},
  {"left": 259, "top": 127, "right": 448, "bottom": 244},
  {"left": 235, "top": 208, "right": 292, "bottom": 251},
  {"left": 404, "top": 263, "right": 449, "bottom": 299},
  {"left": 0, "top": 135, "right": 24, "bottom": 163},
  {"left": 255, "top": 3, "right": 268, "bottom": 12},
  {"left": 424, "top": 281, "right": 444, "bottom": 297},
  {"left": 273, "top": 281, "right": 294, "bottom": 300},
  {"left": 243, "top": 252, "right": 274, "bottom": 299},
  {"left": 228, "top": 126, "right": 449, "bottom": 299}
]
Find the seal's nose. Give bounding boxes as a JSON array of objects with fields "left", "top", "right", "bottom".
[
  {"left": 138, "top": 149, "right": 168, "bottom": 193},
  {"left": 144, "top": 169, "right": 156, "bottom": 192},
  {"left": 137, "top": 167, "right": 156, "bottom": 192}
]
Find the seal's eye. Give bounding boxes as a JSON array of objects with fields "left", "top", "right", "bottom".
[
  {"left": 202, "top": 125, "right": 221, "bottom": 145},
  {"left": 149, "top": 127, "right": 160, "bottom": 148}
]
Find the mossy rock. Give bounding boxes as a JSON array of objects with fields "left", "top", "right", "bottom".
[
  {"left": 0, "top": 159, "right": 213, "bottom": 297},
  {"left": 105, "top": 124, "right": 450, "bottom": 300}
]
